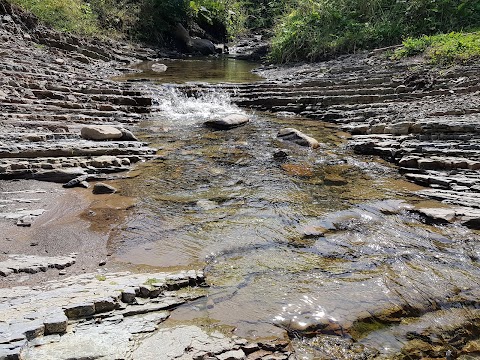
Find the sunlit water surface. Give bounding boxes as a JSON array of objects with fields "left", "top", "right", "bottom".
[{"left": 107, "top": 59, "right": 480, "bottom": 358}]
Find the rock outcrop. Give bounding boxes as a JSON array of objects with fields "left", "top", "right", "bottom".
[
  {"left": 174, "top": 23, "right": 216, "bottom": 55},
  {"left": 0, "top": 270, "right": 292, "bottom": 360},
  {"left": 0, "top": 0, "right": 157, "bottom": 184}
]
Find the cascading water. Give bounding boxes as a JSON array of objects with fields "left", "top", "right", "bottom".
[
  {"left": 150, "top": 86, "right": 246, "bottom": 127},
  {"left": 109, "top": 59, "right": 480, "bottom": 359}
]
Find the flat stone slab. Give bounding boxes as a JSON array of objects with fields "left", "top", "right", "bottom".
[
  {"left": 0, "top": 269, "right": 290, "bottom": 360},
  {"left": 0, "top": 254, "right": 76, "bottom": 277}
]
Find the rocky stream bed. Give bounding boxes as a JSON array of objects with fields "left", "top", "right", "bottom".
[{"left": 1, "top": 1, "right": 480, "bottom": 359}]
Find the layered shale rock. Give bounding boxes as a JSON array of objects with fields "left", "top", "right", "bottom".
[
  {"left": 0, "top": 0, "right": 158, "bottom": 185},
  {"left": 0, "top": 270, "right": 292, "bottom": 360}
]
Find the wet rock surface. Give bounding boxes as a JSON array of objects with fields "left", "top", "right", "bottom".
[{"left": 0, "top": 270, "right": 292, "bottom": 360}]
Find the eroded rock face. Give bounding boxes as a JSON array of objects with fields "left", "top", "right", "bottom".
[{"left": 0, "top": 2, "right": 157, "bottom": 184}]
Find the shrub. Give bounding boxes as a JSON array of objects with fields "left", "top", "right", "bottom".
[
  {"left": 270, "top": 0, "right": 480, "bottom": 63},
  {"left": 394, "top": 31, "right": 480, "bottom": 65}
]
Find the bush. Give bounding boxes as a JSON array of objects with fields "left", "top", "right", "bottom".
[
  {"left": 270, "top": 0, "right": 480, "bottom": 63},
  {"left": 394, "top": 31, "right": 480, "bottom": 65}
]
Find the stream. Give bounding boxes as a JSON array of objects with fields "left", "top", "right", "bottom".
[{"left": 109, "top": 58, "right": 480, "bottom": 359}]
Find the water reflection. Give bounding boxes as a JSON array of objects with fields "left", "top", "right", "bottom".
[{"left": 116, "top": 58, "right": 263, "bottom": 84}]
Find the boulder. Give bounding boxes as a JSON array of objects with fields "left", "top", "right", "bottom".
[
  {"left": 189, "top": 38, "right": 216, "bottom": 55},
  {"left": 204, "top": 114, "right": 250, "bottom": 130},
  {"left": 277, "top": 128, "right": 319, "bottom": 148},
  {"left": 119, "top": 128, "right": 139, "bottom": 141},
  {"left": 174, "top": 23, "right": 216, "bottom": 55},
  {"left": 80, "top": 126, "right": 123, "bottom": 141}
]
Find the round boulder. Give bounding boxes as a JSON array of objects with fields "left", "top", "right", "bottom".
[
  {"left": 81, "top": 125, "right": 123, "bottom": 141},
  {"left": 204, "top": 114, "right": 250, "bottom": 130}
]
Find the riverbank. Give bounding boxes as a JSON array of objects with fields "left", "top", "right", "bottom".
[{"left": 1, "top": 2, "right": 480, "bottom": 359}]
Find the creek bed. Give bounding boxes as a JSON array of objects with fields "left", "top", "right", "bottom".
[{"left": 105, "top": 59, "right": 480, "bottom": 359}]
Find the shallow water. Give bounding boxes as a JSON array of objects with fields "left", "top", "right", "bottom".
[
  {"left": 115, "top": 57, "right": 262, "bottom": 84},
  {"left": 108, "top": 60, "right": 480, "bottom": 358}
]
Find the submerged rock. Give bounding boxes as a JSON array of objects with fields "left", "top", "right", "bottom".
[
  {"left": 151, "top": 63, "right": 167, "bottom": 72},
  {"left": 92, "top": 183, "right": 117, "bottom": 195},
  {"left": 277, "top": 128, "right": 319, "bottom": 148},
  {"left": 204, "top": 114, "right": 250, "bottom": 130}
]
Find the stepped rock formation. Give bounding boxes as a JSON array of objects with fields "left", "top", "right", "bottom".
[{"left": 0, "top": 0, "right": 158, "bottom": 185}]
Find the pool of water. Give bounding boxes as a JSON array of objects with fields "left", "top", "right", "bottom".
[
  {"left": 115, "top": 57, "right": 263, "bottom": 84},
  {"left": 106, "top": 61, "right": 480, "bottom": 358}
]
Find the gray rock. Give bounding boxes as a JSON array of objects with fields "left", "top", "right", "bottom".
[
  {"left": 132, "top": 325, "right": 235, "bottom": 360},
  {"left": 64, "top": 303, "right": 95, "bottom": 319},
  {"left": 204, "top": 114, "right": 250, "bottom": 130},
  {"left": 43, "top": 313, "right": 68, "bottom": 335},
  {"left": 119, "top": 128, "right": 139, "bottom": 141},
  {"left": 217, "top": 349, "right": 246, "bottom": 360},
  {"left": 0, "top": 254, "right": 76, "bottom": 277},
  {"left": 16, "top": 216, "right": 33, "bottom": 227},
  {"left": 80, "top": 125, "right": 123, "bottom": 141},
  {"left": 93, "top": 298, "right": 117, "bottom": 313},
  {"left": 121, "top": 288, "right": 137, "bottom": 304},
  {"left": 277, "top": 128, "right": 319, "bottom": 148},
  {"left": 189, "top": 38, "right": 216, "bottom": 55},
  {"left": 415, "top": 208, "right": 456, "bottom": 224},
  {"left": 92, "top": 183, "right": 117, "bottom": 195},
  {"left": 22, "top": 327, "right": 131, "bottom": 360},
  {"left": 151, "top": 63, "right": 167, "bottom": 72}
]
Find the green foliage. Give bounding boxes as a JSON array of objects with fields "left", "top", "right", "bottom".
[
  {"left": 188, "top": 0, "right": 245, "bottom": 40},
  {"left": 270, "top": 0, "right": 480, "bottom": 63},
  {"left": 241, "top": 0, "right": 292, "bottom": 31},
  {"left": 88, "top": 0, "right": 140, "bottom": 35},
  {"left": 394, "top": 31, "right": 480, "bottom": 65},
  {"left": 134, "top": 0, "right": 189, "bottom": 43},
  {"left": 10, "top": 0, "right": 98, "bottom": 34}
]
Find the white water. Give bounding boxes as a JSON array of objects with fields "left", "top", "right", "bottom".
[{"left": 151, "top": 86, "right": 247, "bottom": 127}]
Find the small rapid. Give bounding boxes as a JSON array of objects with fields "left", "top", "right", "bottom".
[
  {"left": 151, "top": 86, "right": 246, "bottom": 127},
  {"left": 108, "top": 59, "right": 480, "bottom": 359}
]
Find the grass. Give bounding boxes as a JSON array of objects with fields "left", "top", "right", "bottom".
[
  {"left": 10, "top": 0, "right": 98, "bottom": 35},
  {"left": 394, "top": 31, "right": 480, "bottom": 65},
  {"left": 269, "top": 0, "right": 480, "bottom": 63},
  {"left": 95, "top": 274, "right": 107, "bottom": 281}
]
